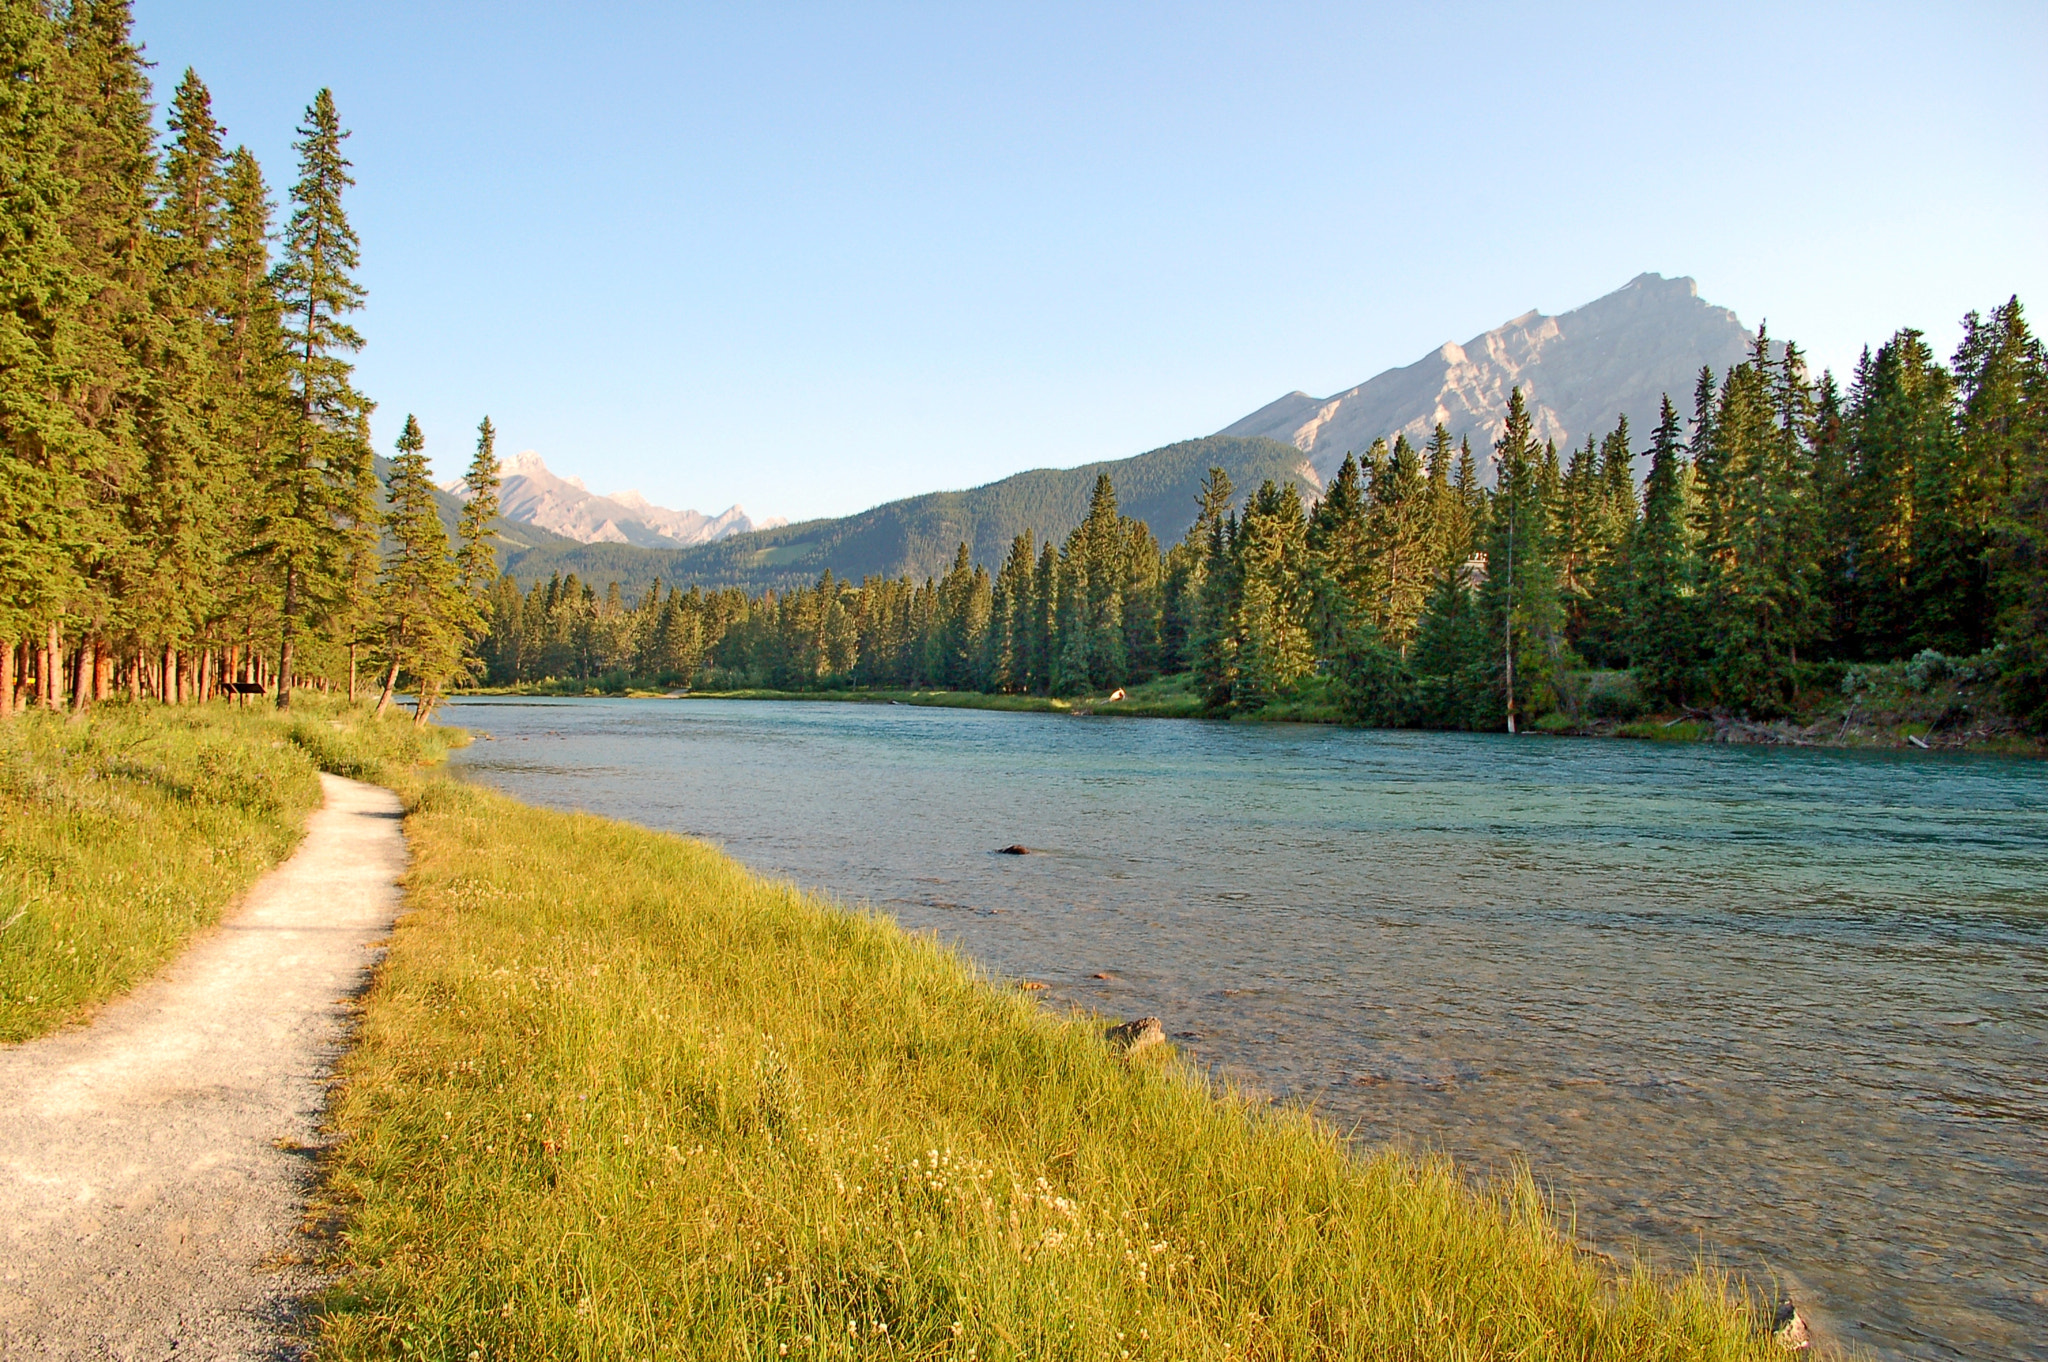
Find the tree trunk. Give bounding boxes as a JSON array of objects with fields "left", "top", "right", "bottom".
[
  {"left": 348, "top": 643, "right": 358, "bottom": 704},
  {"left": 70, "top": 640, "right": 91, "bottom": 716},
  {"left": 46, "top": 622, "right": 61, "bottom": 710},
  {"left": 375, "top": 657, "right": 401, "bottom": 718},
  {"left": 127, "top": 650, "right": 140, "bottom": 701},
  {"left": 94, "top": 641, "right": 111, "bottom": 701},
  {"left": 164, "top": 644, "right": 178, "bottom": 705},
  {"left": 276, "top": 564, "right": 297, "bottom": 710},
  {"left": 1, "top": 640, "right": 12, "bottom": 719}
]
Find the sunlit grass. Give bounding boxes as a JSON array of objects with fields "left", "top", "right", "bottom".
[
  {"left": 0, "top": 700, "right": 453, "bottom": 1044},
  {"left": 464, "top": 673, "right": 1212, "bottom": 718},
  {"left": 316, "top": 777, "right": 1778, "bottom": 1360},
  {"left": 677, "top": 678, "right": 1210, "bottom": 719}
]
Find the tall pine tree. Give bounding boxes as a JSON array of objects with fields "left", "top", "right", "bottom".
[
  {"left": 374, "top": 416, "right": 465, "bottom": 722},
  {"left": 255, "top": 89, "right": 373, "bottom": 706},
  {"left": 456, "top": 415, "right": 501, "bottom": 600},
  {"left": 1477, "top": 388, "right": 1561, "bottom": 730},
  {"left": 1628, "top": 396, "right": 1699, "bottom": 698}
]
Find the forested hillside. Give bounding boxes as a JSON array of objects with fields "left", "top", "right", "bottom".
[
  {"left": 492, "top": 435, "right": 1319, "bottom": 594},
  {"left": 484, "top": 317, "right": 2048, "bottom": 735}
]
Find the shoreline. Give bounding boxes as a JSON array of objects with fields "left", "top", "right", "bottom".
[
  {"left": 313, "top": 751, "right": 1792, "bottom": 1358},
  {"left": 452, "top": 679, "right": 2048, "bottom": 757}
]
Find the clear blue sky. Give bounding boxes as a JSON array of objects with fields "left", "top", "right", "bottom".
[{"left": 138, "top": 2, "right": 2045, "bottom": 524}]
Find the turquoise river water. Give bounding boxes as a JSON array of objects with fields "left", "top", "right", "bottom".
[{"left": 445, "top": 696, "right": 2047, "bottom": 1361}]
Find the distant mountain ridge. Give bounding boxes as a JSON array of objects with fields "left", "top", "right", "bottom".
[
  {"left": 491, "top": 436, "right": 1319, "bottom": 596},
  {"left": 375, "top": 453, "right": 582, "bottom": 560},
  {"left": 1220, "top": 273, "right": 1753, "bottom": 476},
  {"left": 455, "top": 451, "right": 783, "bottom": 549},
  {"left": 479, "top": 273, "right": 1756, "bottom": 593}
]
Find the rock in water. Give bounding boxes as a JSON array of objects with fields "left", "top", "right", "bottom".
[
  {"left": 1771, "top": 1302, "right": 1812, "bottom": 1352},
  {"left": 1105, "top": 1017, "right": 1165, "bottom": 1057},
  {"left": 995, "top": 844, "right": 1032, "bottom": 855}
]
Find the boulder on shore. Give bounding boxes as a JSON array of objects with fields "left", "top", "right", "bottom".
[
  {"left": 1105, "top": 1016, "right": 1165, "bottom": 1057},
  {"left": 1771, "top": 1301, "right": 1812, "bottom": 1352}
]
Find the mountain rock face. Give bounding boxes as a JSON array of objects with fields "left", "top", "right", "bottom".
[
  {"left": 468, "top": 452, "right": 784, "bottom": 549},
  {"left": 1219, "top": 273, "right": 1754, "bottom": 478}
]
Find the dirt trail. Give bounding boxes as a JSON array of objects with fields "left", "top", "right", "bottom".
[{"left": 0, "top": 774, "right": 406, "bottom": 1360}]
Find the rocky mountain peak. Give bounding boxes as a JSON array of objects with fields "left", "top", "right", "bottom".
[
  {"left": 1221, "top": 273, "right": 1751, "bottom": 479},
  {"left": 467, "top": 451, "right": 784, "bottom": 550}
]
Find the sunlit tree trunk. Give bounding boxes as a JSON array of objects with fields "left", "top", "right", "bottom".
[{"left": 70, "top": 641, "right": 90, "bottom": 715}]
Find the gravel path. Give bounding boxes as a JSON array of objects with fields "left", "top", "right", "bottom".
[{"left": 0, "top": 774, "right": 407, "bottom": 1360}]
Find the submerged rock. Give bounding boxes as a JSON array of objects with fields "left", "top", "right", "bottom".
[
  {"left": 1105, "top": 1016, "right": 1165, "bottom": 1057},
  {"left": 995, "top": 844, "right": 1032, "bottom": 855}
]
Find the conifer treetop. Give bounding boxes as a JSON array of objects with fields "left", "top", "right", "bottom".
[{"left": 279, "top": 87, "right": 364, "bottom": 373}]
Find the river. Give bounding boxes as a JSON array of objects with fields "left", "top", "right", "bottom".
[{"left": 443, "top": 695, "right": 2047, "bottom": 1361}]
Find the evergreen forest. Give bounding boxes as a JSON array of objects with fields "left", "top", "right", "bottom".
[
  {"left": 0, "top": 1, "right": 487, "bottom": 722},
  {"left": 477, "top": 318, "right": 2048, "bottom": 734},
  {"left": 5, "top": 2, "right": 2045, "bottom": 737}
]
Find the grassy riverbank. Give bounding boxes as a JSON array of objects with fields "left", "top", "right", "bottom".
[
  {"left": 1543, "top": 656, "right": 2045, "bottom": 753},
  {"left": 0, "top": 701, "right": 451, "bottom": 1044},
  {"left": 465, "top": 672, "right": 1349, "bottom": 724},
  {"left": 695, "top": 673, "right": 1214, "bottom": 719},
  {"left": 464, "top": 673, "right": 1214, "bottom": 719},
  {"left": 313, "top": 772, "right": 1782, "bottom": 1360},
  {"left": 462, "top": 657, "right": 2040, "bottom": 753}
]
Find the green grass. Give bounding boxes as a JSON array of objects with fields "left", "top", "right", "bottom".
[
  {"left": 1234, "top": 673, "right": 1345, "bottom": 725},
  {"left": 677, "top": 674, "right": 1210, "bottom": 720},
  {"left": 1616, "top": 719, "right": 1712, "bottom": 743},
  {"left": 0, "top": 700, "right": 456, "bottom": 1044},
  {"left": 315, "top": 778, "right": 1778, "bottom": 1361}
]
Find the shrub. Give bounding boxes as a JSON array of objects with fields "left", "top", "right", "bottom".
[
  {"left": 1905, "top": 650, "right": 1952, "bottom": 691},
  {"left": 1584, "top": 672, "right": 1645, "bottom": 720}
]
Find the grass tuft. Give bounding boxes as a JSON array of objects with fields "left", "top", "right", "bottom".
[{"left": 316, "top": 778, "right": 1778, "bottom": 1360}]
